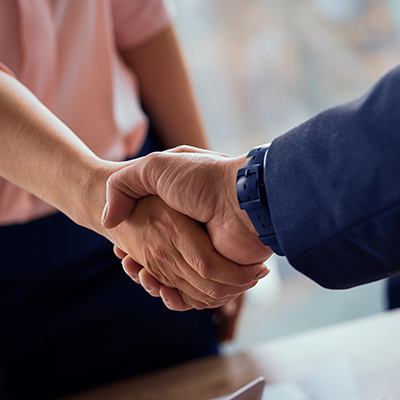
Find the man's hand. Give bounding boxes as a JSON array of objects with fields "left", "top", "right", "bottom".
[
  {"left": 102, "top": 147, "right": 273, "bottom": 310},
  {"left": 108, "top": 195, "right": 268, "bottom": 311},
  {"left": 102, "top": 146, "right": 272, "bottom": 264}
]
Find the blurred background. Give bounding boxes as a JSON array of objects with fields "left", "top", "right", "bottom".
[{"left": 171, "top": 0, "right": 400, "bottom": 353}]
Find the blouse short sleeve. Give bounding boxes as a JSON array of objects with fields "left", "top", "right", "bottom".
[{"left": 111, "top": 0, "right": 176, "bottom": 50}]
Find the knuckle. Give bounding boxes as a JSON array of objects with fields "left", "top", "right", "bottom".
[
  {"left": 195, "top": 257, "right": 212, "bottom": 280},
  {"left": 106, "top": 171, "right": 119, "bottom": 191},
  {"left": 143, "top": 152, "right": 162, "bottom": 188},
  {"left": 173, "top": 145, "right": 192, "bottom": 153},
  {"left": 178, "top": 145, "right": 192, "bottom": 152},
  {"left": 145, "top": 250, "right": 183, "bottom": 290},
  {"left": 145, "top": 151, "right": 159, "bottom": 164},
  {"left": 149, "top": 245, "right": 174, "bottom": 266},
  {"left": 181, "top": 293, "right": 205, "bottom": 310},
  {"left": 205, "top": 298, "right": 225, "bottom": 309},
  {"left": 204, "top": 286, "right": 226, "bottom": 301},
  {"left": 201, "top": 280, "right": 234, "bottom": 301},
  {"left": 193, "top": 302, "right": 208, "bottom": 311}
]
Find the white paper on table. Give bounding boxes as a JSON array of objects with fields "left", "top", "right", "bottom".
[
  {"left": 297, "top": 357, "right": 362, "bottom": 400},
  {"left": 367, "top": 366, "right": 400, "bottom": 400},
  {"left": 260, "top": 382, "right": 309, "bottom": 400},
  {"left": 208, "top": 358, "right": 363, "bottom": 400}
]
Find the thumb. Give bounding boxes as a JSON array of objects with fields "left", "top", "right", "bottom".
[
  {"left": 101, "top": 182, "right": 137, "bottom": 229},
  {"left": 101, "top": 163, "right": 154, "bottom": 229}
]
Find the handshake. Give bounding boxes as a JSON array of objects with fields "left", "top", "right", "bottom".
[{"left": 101, "top": 146, "right": 274, "bottom": 313}]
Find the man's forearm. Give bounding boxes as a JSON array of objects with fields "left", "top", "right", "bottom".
[
  {"left": 121, "top": 24, "right": 209, "bottom": 149},
  {"left": 265, "top": 65, "right": 400, "bottom": 288}
]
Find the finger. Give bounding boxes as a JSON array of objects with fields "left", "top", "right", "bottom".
[
  {"left": 117, "top": 196, "right": 261, "bottom": 309},
  {"left": 114, "top": 245, "right": 128, "bottom": 259},
  {"left": 174, "top": 218, "right": 271, "bottom": 287},
  {"left": 102, "top": 195, "right": 136, "bottom": 230},
  {"left": 178, "top": 288, "right": 225, "bottom": 310},
  {"left": 103, "top": 149, "right": 230, "bottom": 230},
  {"left": 142, "top": 215, "right": 264, "bottom": 302},
  {"left": 147, "top": 247, "right": 258, "bottom": 307},
  {"left": 130, "top": 209, "right": 256, "bottom": 306},
  {"left": 125, "top": 263, "right": 206, "bottom": 310},
  {"left": 159, "top": 285, "right": 212, "bottom": 312},
  {"left": 139, "top": 239, "right": 245, "bottom": 308},
  {"left": 121, "top": 225, "right": 227, "bottom": 308},
  {"left": 149, "top": 260, "right": 247, "bottom": 310},
  {"left": 138, "top": 268, "right": 161, "bottom": 297},
  {"left": 159, "top": 285, "right": 192, "bottom": 311},
  {"left": 102, "top": 160, "right": 147, "bottom": 229},
  {"left": 122, "top": 256, "right": 142, "bottom": 284},
  {"left": 103, "top": 154, "right": 172, "bottom": 229}
]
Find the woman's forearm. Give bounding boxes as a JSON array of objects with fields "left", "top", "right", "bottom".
[
  {"left": 0, "top": 71, "right": 117, "bottom": 232},
  {"left": 121, "top": 24, "right": 209, "bottom": 149}
]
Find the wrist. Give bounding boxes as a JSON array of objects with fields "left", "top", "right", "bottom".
[
  {"left": 229, "top": 155, "right": 261, "bottom": 239},
  {"left": 206, "top": 153, "right": 272, "bottom": 265},
  {"left": 236, "top": 145, "right": 284, "bottom": 256},
  {"left": 72, "top": 157, "right": 121, "bottom": 235}
]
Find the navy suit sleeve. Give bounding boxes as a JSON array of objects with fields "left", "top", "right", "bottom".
[{"left": 265, "top": 65, "right": 400, "bottom": 289}]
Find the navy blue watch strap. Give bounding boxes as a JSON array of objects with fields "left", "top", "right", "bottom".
[{"left": 236, "top": 145, "right": 283, "bottom": 256}]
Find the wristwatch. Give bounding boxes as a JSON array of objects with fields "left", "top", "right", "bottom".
[{"left": 236, "top": 145, "right": 283, "bottom": 256}]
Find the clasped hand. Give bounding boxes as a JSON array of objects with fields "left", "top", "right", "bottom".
[{"left": 102, "top": 147, "right": 273, "bottom": 311}]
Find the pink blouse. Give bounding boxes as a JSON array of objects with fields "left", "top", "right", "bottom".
[{"left": 0, "top": 0, "right": 172, "bottom": 225}]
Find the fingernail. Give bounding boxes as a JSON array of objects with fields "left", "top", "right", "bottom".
[
  {"left": 142, "top": 283, "right": 152, "bottom": 293},
  {"left": 121, "top": 260, "right": 139, "bottom": 283},
  {"left": 160, "top": 292, "right": 171, "bottom": 308},
  {"left": 101, "top": 202, "right": 109, "bottom": 225},
  {"left": 137, "top": 275, "right": 157, "bottom": 295},
  {"left": 135, "top": 270, "right": 142, "bottom": 285},
  {"left": 255, "top": 268, "right": 270, "bottom": 280},
  {"left": 130, "top": 274, "right": 140, "bottom": 285}
]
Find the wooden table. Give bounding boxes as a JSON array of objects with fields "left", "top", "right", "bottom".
[{"left": 62, "top": 310, "right": 400, "bottom": 400}]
